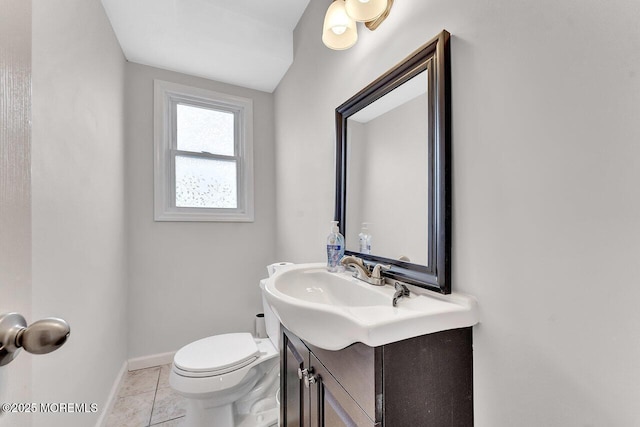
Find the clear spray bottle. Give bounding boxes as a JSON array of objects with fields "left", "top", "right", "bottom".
[{"left": 358, "top": 222, "right": 371, "bottom": 254}]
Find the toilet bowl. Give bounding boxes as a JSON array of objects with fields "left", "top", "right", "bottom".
[{"left": 170, "top": 278, "right": 282, "bottom": 427}]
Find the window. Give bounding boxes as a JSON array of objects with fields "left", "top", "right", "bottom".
[{"left": 154, "top": 80, "right": 254, "bottom": 221}]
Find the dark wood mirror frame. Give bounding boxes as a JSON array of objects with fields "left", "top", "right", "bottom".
[{"left": 335, "top": 30, "right": 451, "bottom": 294}]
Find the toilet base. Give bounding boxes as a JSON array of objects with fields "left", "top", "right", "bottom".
[
  {"left": 183, "top": 400, "right": 234, "bottom": 427},
  {"left": 181, "top": 394, "right": 278, "bottom": 427},
  {"left": 236, "top": 406, "right": 278, "bottom": 427}
]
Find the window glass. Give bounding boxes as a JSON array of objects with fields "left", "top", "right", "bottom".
[
  {"left": 175, "top": 156, "right": 238, "bottom": 209},
  {"left": 176, "top": 104, "right": 235, "bottom": 156}
]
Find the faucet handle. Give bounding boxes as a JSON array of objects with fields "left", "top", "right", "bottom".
[
  {"left": 371, "top": 264, "right": 391, "bottom": 279},
  {"left": 340, "top": 255, "right": 365, "bottom": 267}
]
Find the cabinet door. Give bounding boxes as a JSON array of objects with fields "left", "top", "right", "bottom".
[
  {"left": 281, "top": 328, "right": 311, "bottom": 427},
  {"left": 310, "top": 354, "right": 377, "bottom": 427}
]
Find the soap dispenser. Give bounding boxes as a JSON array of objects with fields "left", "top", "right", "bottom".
[{"left": 326, "top": 221, "right": 345, "bottom": 272}]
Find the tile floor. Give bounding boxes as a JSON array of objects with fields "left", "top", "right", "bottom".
[{"left": 105, "top": 364, "right": 186, "bottom": 427}]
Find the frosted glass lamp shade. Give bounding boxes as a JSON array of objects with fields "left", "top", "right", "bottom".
[
  {"left": 322, "top": 0, "right": 358, "bottom": 50},
  {"left": 345, "top": 0, "right": 387, "bottom": 22}
]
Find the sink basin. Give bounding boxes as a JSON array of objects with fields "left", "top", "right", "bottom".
[{"left": 263, "top": 263, "right": 478, "bottom": 350}]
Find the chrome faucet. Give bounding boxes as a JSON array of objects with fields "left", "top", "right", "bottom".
[{"left": 340, "top": 255, "right": 389, "bottom": 286}]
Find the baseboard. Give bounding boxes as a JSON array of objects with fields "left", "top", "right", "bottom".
[
  {"left": 127, "top": 351, "right": 175, "bottom": 371},
  {"left": 95, "top": 361, "right": 127, "bottom": 427}
]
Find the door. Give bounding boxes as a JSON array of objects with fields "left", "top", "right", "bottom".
[
  {"left": 0, "top": 0, "right": 33, "bottom": 426},
  {"left": 310, "top": 354, "right": 376, "bottom": 427},
  {"left": 281, "top": 328, "right": 311, "bottom": 427}
]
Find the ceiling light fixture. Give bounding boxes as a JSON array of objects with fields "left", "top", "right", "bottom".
[
  {"left": 322, "top": 0, "right": 394, "bottom": 50},
  {"left": 345, "top": 0, "right": 386, "bottom": 22},
  {"left": 322, "top": 0, "right": 358, "bottom": 50}
]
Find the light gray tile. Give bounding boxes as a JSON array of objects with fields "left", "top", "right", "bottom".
[
  {"left": 119, "top": 367, "right": 161, "bottom": 397},
  {"left": 158, "top": 364, "right": 172, "bottom": 389},
  {"left": 105, "top": 391, "right": 155, "bottom": 427},
  {"left": 150, "top": 387, "right": 187, "bottom": 425},
  {"left": 151, "top": 416, "right": 185, "bottom": 426}
]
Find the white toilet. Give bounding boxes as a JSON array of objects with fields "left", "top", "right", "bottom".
[{"left": 170, "top": 279, "right": 281, "bottom": 427}]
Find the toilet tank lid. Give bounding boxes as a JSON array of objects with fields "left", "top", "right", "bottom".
[{"left": 174, "top": 333, "right": 259, "bottom": 373}]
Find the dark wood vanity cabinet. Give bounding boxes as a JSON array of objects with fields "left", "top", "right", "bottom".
[{"left": 280, "top": 326, "right": 474, "bottom": 427}]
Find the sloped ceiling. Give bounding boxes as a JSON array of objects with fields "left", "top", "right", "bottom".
[{"left": 101, "top": 0, "right": 310, "bottom": 92}]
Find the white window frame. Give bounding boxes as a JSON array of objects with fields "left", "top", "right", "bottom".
[{"left": 154, "top": 80, "right": 254, "bottom": 222}]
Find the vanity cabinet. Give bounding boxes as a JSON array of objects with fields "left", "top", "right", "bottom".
[{"left": 280, "top": 326, "right": 474, "bottom": 427}]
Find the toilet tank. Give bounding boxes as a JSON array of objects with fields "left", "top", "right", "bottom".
[{"left": 259, "top": 279, "right": 280, "bottom": 349}]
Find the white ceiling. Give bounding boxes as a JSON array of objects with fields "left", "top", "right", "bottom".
[{"left": 101, "top": 0, "right": 310, "bottom": 93}]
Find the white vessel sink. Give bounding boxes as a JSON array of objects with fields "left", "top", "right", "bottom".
[{"left": 263, "top": 263, "right": 478, "bottom": 351}]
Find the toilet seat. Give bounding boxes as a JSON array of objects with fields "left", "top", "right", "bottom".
[
  {"left": 171, "top": 337, "right": 278, "bottom": 395},
  {"left": 174, "top": 333, "right": 260, "bottom": 378}
]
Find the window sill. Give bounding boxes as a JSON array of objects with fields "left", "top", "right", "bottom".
[{"left": 154, "top": 208, "right": 254, "bottom": 223}]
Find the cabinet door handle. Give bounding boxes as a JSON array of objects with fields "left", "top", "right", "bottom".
[
  {"left": 303, "top": 367, "right": 318, "bottom": 388},
  {"left": 304, "top": 373, "right": 318, "bottom": 388},
  {"left": 297, "top": 367, "right": 308, "bottom": 380},
  {"left": 297, "top": 367, "right": 319, "bottom": 387}
]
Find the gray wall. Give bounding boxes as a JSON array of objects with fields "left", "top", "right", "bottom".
[
  {"left": 125, "top": 63, "right": 277, "bottom": 358},
  {"left": 31, "top": 0, "right": 127, "bottom": 425},
  {"left": 274, "top": 0, "right": 640, "bottom": 425}
]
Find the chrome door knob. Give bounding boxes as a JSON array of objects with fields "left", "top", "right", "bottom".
[
  {"left": 18, "top": 317, "right": 70, "bottom": 354},
  {"left": 0, "top": 313, "right": 70, "bottom": 366}
]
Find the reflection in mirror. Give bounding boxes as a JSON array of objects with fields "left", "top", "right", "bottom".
[
  {"left": 335, "top": 30, "right": 450, "bottom": 294},
  {"left": 345, "top": 71, "right": 429, "bottom": 265}
]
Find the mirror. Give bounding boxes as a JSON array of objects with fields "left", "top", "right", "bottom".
[
  {"left": 335, "top": 30, "right": 451, "bottom": 294},
  {"left": 345, "top": 70, "right": 429, "bottom": 265}
]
